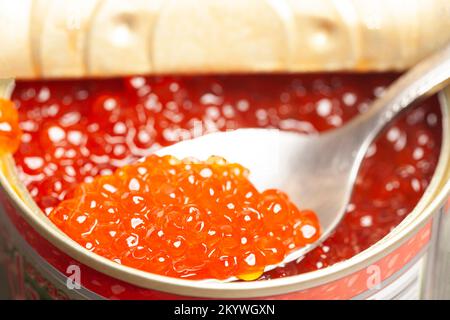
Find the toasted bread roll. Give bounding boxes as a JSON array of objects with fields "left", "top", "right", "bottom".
[{"left": 1, "top": 0, "right": 449, "bottom": 78}]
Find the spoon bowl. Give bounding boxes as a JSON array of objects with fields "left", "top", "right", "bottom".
[{"left": 156, "top": 128, "right": 356, "bottom": 263}]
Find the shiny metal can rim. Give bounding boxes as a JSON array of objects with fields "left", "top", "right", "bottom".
[{"left": 0, "top": 88, "right": 449, "bottom": 299}]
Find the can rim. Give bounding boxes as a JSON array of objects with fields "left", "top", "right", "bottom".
[{"left": 0, "top": 90, "right": 449, "bottom": 298}]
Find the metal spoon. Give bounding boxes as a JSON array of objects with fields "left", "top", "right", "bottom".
[{"left": 156, "top": 43, "right": 450, "bottom": 273}]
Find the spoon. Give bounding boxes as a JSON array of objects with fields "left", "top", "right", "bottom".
[{"left": 156, "top": 42, "right": 450, "bottom": 273}]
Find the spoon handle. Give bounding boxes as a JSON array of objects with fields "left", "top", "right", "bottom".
[{"left": 348, "top": 42, "right": 450, "bottom": 148}]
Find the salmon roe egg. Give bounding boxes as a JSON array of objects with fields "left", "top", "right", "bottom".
[
  {"left": 0, "top": 98, "right": 22, "bottom": 155},
  {"left": 49, "top": 154, "right": 320, "bottom": 280}
]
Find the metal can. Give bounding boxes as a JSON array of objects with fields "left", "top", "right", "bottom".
[{"left": 0, "top": 87, "right": 449, "bottom": 300}]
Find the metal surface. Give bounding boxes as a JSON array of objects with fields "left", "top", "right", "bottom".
[
  {"left": 0, "top": 79, "right": 14, "bottom": 300},
  {"left": 432, "top": 206, "right": 450, "bottom": 299},
  {"left": 156, "top": 43, "right": 450, "bottom": 267},
  {"left": 421, "top": 206, "right": 450, "bottom": 299}
]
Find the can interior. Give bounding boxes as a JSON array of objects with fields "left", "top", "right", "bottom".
[{"left": 0, "top": 85, "right": 449, "bottom": 299}]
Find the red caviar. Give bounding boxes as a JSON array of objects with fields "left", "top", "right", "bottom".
[
  {"left": 0, "top": 98, "right": 22, "bottom": 155},
  {"left": 49, "top": 154, "right": 320, "bottom": 280},
  {"left": 12, "top": 74, "right": 442, "bottom": 280}
]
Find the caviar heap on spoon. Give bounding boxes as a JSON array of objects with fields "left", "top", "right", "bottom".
[{"left": 156, "top": 43, "right": 450, "bottom": 270}]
